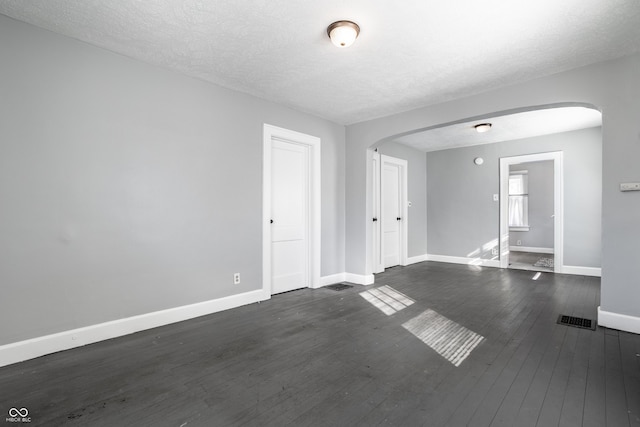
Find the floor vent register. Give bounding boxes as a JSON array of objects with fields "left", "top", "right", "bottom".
[{"left": 557, "top": 314, "right": 596, "bottom": 330}]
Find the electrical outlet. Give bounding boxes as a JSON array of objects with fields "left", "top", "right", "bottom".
[
  {"left": 517, "top": 240, "right": 522, "bottom": 246},
  {"left": 491, "top": 248, "right": 498, "bottom": 256},
  {"left": 233, "top": 273, "right": 240, "bottom": 285},
  {"left": 493, "top": 194, "right": 499, "bottom": 201}
]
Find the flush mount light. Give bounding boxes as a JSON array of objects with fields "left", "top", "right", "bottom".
[
  {"left": 327, "top": 20, "right": 360, "bottom": 48},
  {"left": 474, "top": 123, "right": 492, "bottom": 133}
]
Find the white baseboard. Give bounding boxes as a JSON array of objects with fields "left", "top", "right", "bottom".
[
  {"left": 0, "top": 289, "right": 269, "bottom": 368},
  {"left": 319, "top": 273, "right": 346, "bottom": 287},
  {"left": 562, "top": 265, "right": 602, "bottom": 277},
  {"left": 426, "top": 253, "right": 600, "bottom": 277},
  {"left": 427, "top": 254, "right": 500, "bottom": 268},
  {"left": 598, "top": 306, "right": 640, "bottom": 334},
  {"left": 344, "top": 273, "right": 375, "bottom": 286},
  {"left": 406, "top": 254, "right": 428, "bottom": 265},
  {"left": 510, "top": 246, "right": 554, "bottom": 254}
]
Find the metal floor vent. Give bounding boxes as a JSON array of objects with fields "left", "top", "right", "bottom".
[
  {"left": 325, "top": 283, "right": 353, "bottom": 291},
  {"left": 557, "top": 314, "right": 596, "bottom": 330}
]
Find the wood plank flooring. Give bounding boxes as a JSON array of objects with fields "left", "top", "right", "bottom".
[{"left": 1, "top": 261, "right": 639, "bottom": 426}]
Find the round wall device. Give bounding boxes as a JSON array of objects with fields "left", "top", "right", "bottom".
[{"left": 474, "top": 157, "right": 484, "bottom": 165}]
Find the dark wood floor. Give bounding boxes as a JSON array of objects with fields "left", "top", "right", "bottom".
[{"left": 1, "top": 262, "right": 639, "bottom": 426}]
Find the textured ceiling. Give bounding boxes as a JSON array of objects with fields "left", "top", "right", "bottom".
[
  {"left": 392, "top": 107, "right": 602, "bottom": 152},
  {"left": 1, "top": 1, "right": 640, "bottom": 124}
]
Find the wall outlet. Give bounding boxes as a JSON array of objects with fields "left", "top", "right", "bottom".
[
  {"left": 491, "top": 248, "right": 498, "bottom": 256},
  {"left": 233, "top": 273, "right": 240, "bottom": 285},
  {"left": 517, "top": 240, "right": 522, "bottom": 246},
  {"left": 493, "top": 194, "right": 499, "bottom": 201}
]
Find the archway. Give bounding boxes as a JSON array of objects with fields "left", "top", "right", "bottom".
[{"left": 366, "top": 103, "right": 602, "bottom": 280}]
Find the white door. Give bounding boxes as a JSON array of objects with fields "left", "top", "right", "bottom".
[
  {"left": 271, "top": 139, "right": 309, "bottom": 293},
  {"left": 382, "top": 160, "right": 401, "bottom": 268}
]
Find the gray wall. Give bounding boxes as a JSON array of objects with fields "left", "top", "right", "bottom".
[
  {"left": 427, "top": 128, "right": 601, "bottom": 267},
  {"left": 0, "top": 16, "right": 345, "bottom": 345},
  {"left": 509, "top": 161, "right": 554, "bottom": 249},
  {"left": 346, "top": 53, "right": 640, "bottom": 320},
  {"left": 377, "top": 142, "right": 427, "bottom": 258}
]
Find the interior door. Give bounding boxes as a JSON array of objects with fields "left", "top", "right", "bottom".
[
  {"left": 382, "top": 160, "right": 401, "bottom": 268},
  {"left": 271, "top": 139, "right": 309, "bottom": 294}
]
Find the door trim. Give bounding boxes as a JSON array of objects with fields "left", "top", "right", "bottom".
[
  {"left": 499, "top": 151, "right": 563, "bottom": 273},
  {"left": 263, "top": 124, "right": 321, "bottom": 295},
  {"left": 372, "top": 151, "right": 384, "bottom": 273},
  {"left": 375, "top": 154, "right": 408, "bottom": 271}
]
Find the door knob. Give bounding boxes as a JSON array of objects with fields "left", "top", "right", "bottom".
[
  {"left": 397, "top": 217, "right": 401, "bottom": 221},
  {"left": 372, "top": 218, "right": 378, "bottom": 222},
  {"left": 270, "top": 219, "right": 273, "bottom": 224}
]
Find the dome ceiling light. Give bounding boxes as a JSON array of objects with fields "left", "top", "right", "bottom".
[
  {"left": 474, "top": 123, "right": 492, "bottom": 133},
  {"left": 327, "top": 20, "right": 360, "bottom": 48}
]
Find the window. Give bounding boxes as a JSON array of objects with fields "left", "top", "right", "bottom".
[{"left": 509, "top": 172, "right": 529, "bottom": 231}]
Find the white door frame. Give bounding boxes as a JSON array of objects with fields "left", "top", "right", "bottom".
[
  {"left": 372, "top": 151, "right": 384, "bottom": 273},
  {"left": 263, "top": 124, "right": 321, "bottom": 296},
  {"left": 499, "top": 151, "right": 563, "bottom": 273},
  {"left": 373, "top": 154, "right": 408, "bottom": 272}
]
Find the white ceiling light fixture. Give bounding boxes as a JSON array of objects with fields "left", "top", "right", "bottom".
[
  {"left": 327, "top": 20, "right": 360, "bottom": 48},
  {"left": 474, "top": 123, "right": 492, "bottom": 133}
]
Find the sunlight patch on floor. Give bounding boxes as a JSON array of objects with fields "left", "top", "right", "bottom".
[
  {"left": 359, "top": 285, "right": 415, "bottom": 316},
  {"left": 402, "top": 309, "right": 485, "bottom": 367}
]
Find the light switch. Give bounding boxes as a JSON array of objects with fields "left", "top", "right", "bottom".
[
  {"left": 493, "top": 194, "right": 499, "bottom": 201},
  {"left": 620, "top": 182, "right": 640, "bottom": 192}
]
